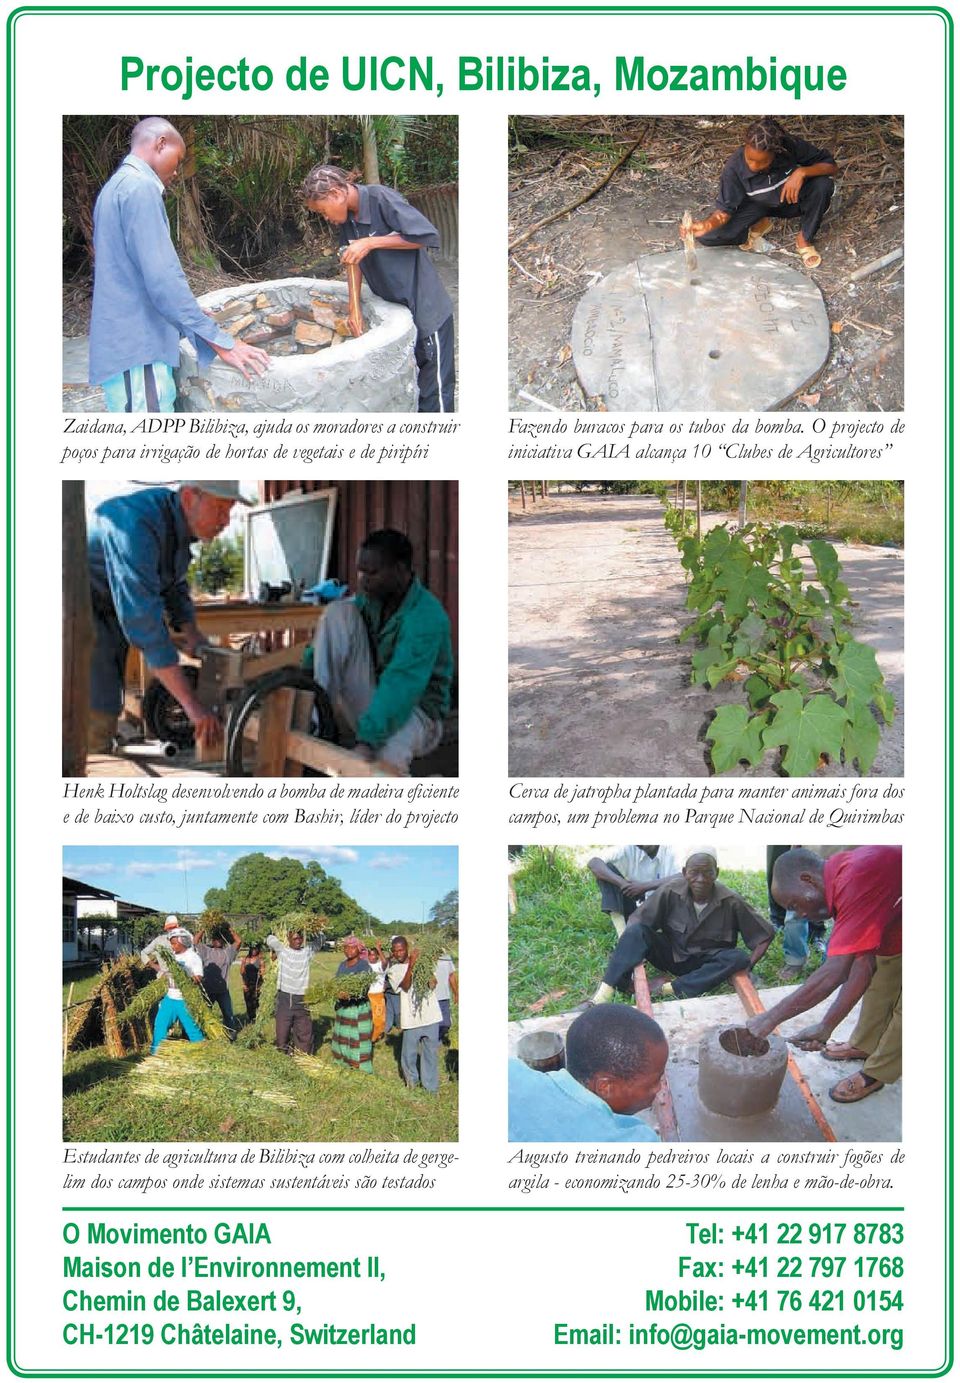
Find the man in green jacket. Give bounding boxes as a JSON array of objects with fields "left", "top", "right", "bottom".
[{"left": 313, "top": 528, "right": 453, "bottom": 773}]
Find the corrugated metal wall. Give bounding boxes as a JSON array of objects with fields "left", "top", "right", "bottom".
[{"left": 258, "top": 480, "right": 459, "bottom": 659}]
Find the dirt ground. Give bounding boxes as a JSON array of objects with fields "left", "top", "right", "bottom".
[
  {"left": 508, "top": 491, "right": 904, "bottom": 778},
  {"left": 508, "top": 116, "right": 904, "bottom": 412}
]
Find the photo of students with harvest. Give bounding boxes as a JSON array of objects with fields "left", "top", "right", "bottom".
[
  {"left": 62, "top": 847, "right": 459, "bottom": 1142},
  {"left": 63, "top": 113, "right": 458, "bottom": 413},
  {"left": 508, "top": 480, "right": 903, "bottom": 779}
]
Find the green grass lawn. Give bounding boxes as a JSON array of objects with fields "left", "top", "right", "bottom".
[
  {"left": 63, "top": 951, "right": 458, "bottom": 1143},
  {"left": 508, "top": 847, "right": 824, "bottom": 1020}
]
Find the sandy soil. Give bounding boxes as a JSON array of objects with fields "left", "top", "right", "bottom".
[{"left": 508, "top": 492, "right": 904, "bottom": 778}]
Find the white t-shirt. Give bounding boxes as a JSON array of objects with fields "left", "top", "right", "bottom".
[
  {"left": 367, "top": 959, "right": 386, "bottom": 995},
  {"left": 599, "top": 845, "right": 681, "bottom": 885},
  {"left": 434, "top": 955, "right": 456, "bottom": 1001},
  {"left": 386, "top": 961, "right": 443, "bottom": 1029},
  {"left": 140, "top": 935, "right": 202, "bottom": 1000}
]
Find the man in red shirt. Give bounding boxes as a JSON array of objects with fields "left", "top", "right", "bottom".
[{"left": 747, "top": 846, "right": 902, "bottom": 1104}]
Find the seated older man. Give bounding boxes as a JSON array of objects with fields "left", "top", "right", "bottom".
[{"left": 589, "top": 848, "right": 773, "bottom": 1005}]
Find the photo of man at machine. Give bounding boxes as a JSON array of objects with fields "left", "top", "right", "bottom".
[{"left": 62, "top": 479, "right": 458, "bottom": 779}]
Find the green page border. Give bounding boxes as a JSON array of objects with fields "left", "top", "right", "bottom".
[{"left": 8, "top": 5, "right": 954, "bottom": 1376}]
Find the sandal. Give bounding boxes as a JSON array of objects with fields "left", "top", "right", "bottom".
[
  {"left": 743, "top": 217, "right": 773, "bottom": 251},
  {"left": 823, "top": 1041, "right": 870, "bottom": 1062},
  {"left": 796, "top": 243, "right": 822, "bottom": 269},
  {"left": 829, "top": 1072, "right": 883, "bottom": 1104}
]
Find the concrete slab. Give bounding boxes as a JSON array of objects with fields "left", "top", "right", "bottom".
[
  {"left": 508, "top": 984, "right": 901, "bottom": 1143},
  {"left": 571, "top": 249, "right": 830, "bottom": 411}
]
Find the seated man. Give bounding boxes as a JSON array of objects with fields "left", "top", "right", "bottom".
[
  {"left": 589, "top": 848, "right": 773, "bottom": 1005},
  {"left": 508, "top": 1006, "right": 668, "bottom": 1142},
  {"left": 313, "top": 528, "right": 453, "bottom": 774},
  {"left": 588, "top": 845, "right": 683, "bottom": 937}
]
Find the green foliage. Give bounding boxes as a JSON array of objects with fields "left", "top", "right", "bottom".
[
  {"left": 407, "top": 930, "right": 448, "bottom": 1004},
  {"left": 428, "top": 889, "right": 459, "bottom": 932},
  {"left": 204, "top": 853, "right": 380, "bottom": 937},
  {"left": 188, "top": 534, "right": 244, "bottom": 596},
  {"left": 235, "top": 958, "right": 279, "bottom": 1049},
  {"left": 114, "top": 976, "right": 167, "bottom": 1026},
  {"left": 666, "top": 515, "right": 893, "bottom": 776},
  {"left": 305, "top": 970, "right": 375, "bottom": 1006}
]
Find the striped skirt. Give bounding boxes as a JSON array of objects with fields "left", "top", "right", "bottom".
[{"left": 331, "top": 1000, "right": 374, "bottom": 1073}]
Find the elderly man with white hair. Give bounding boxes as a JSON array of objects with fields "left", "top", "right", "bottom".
[{"left": 588, "top": 847, "right": 774, "bottom": 1006}]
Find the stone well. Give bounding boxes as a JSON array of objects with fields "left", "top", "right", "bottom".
[{"left": 177, "top": 277, "right": 417, "bottom": 413}]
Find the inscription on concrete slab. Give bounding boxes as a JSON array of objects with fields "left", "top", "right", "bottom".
[{"left": 571, "top": 248, "right": 830, "bottom": 412}]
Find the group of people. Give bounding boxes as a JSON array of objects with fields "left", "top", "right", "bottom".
[
  {"left": 510, "top": 843, "right": 902, "bottom": 1141},
  {"left": 139, "top": 918, "right": 457, "bottom": 1094},
  {"left": 89, "top": 117, "right": 454, "bottom": 413}
]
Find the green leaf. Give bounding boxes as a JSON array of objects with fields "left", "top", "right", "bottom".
[
  {"left": 701, "top": 526, "right": 731, "bottom": 567},
  {"left": 731, "top": 612, "right": 769, "bottom": 658},
  {"left": 714, "top": 558, "right": 772, "bottom": 620},
  {"left": 875, "top": 686, "right": 896, "bottom": 726},
  {"left": 744, "top": 674, "right": 774, "bottom": 709},
  {"left": 842, "top": 701, "right": 881, "bottom": 774},
  {"left": 706, "top": 659, "right": 740, "bottom": 689},
  {"left": 828, "top": 639, "right": 885, "bottom": 706},
  {"left": 807, "top": 538, "right": 841, "bottom": 587},
  {"left": 778, "top": 525, "right": 799, "bottom": 559},
  {"left": 706, "top": 705, "right": 768, "bottom": 773},
  {"left": 761, "top": 690, "right": 849, "bottom": 776}
]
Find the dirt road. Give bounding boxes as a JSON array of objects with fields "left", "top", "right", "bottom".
[{"left": 508, "top": 492, "right": 904, "bottom": 778}]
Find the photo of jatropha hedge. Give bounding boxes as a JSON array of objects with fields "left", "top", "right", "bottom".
[{"left": 508, "top": 480, "right": 902, "bottom": 779}]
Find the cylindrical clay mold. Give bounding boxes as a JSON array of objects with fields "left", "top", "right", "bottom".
[{"left": 697, "top": 1025, "right": 788, "bottom": 1117}]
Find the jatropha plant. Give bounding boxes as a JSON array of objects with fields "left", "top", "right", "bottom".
[{"left": 668, "top": 514, "right": 894, "bottom": 776}]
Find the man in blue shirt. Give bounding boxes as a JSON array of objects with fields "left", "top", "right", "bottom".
[
  {"left": 89, "top": 117, "right": 270, "bottom": 411},
  {"left": 508, "top": 1006, "right": 667, "bottom": 1142},
  {"left": 86, "top": 481, "right": 248, "bottom": 751},
  {"left": 301, "top": 165, "right": 455, "bottom": 412}
]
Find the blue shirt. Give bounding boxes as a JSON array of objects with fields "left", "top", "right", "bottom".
[
  {"left": 508, "top": 1058, "right": 660, "bottom": 1143},
  {"left": 88, "top": 487, "right": 196, "bottom": 669},
  {"left": 89, "top": 154, "right": 235, "bottom": 384},
  {"left": 339, "top": 184, "right": 453, "bottom": 336}
]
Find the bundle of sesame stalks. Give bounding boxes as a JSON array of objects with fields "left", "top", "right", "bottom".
[
  {"left": 115, "top": 976, "right": 167, "bottom": 1026},
  {"left": 236, "top": 957, "right": 279, "bottom": 1048},
  {"left": 154, "top": 945, "right": 229, "bottom": 1041},
  {"left": 133, "top": 1041, "right": 207, "bottom": 1098},
  {"left": 408, "top": 930, "right": 447, "bottom": 1004},
  {"left": 305, "top": 970, "right": 375, "bottom": 1007},
  {"left": 292, "top": 1050, "right": 337, "bottom": 1082}
]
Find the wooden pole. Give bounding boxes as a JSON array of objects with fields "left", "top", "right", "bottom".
[
  {"left": 62, "top": 481, "right": 92, "bottom": 776},
  {"left": 633, "top": 966, "right": 680, "bottom": 1141},
  {"left": 63, "top": 982, "right": 75, "bottom": 1060},
  {"left": 738, "top": 480, "right": 748, "bottom": 529},
  {"left": 696, "top": 481, "right": 702, "bottom": 541},
  {"left": 731, "top": 972, "right": 836, "bottom": 1142}
]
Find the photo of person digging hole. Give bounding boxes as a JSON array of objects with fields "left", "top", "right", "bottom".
[
  {"left": 62, "top": 845, "right": 459, "bottom": 1143},
  {"left": 507, "top": 843, "right": 901, "bottom": 1144},
  {"left": 63, "top": 114, "right": 457, "bottom": 413},
  {"left": 63, "top": 478, "right": 458, "bottom": 779},
  {"left": 508, "top": 480, "right": 902, "bottom": 778},
  {"left": 508, "top": 114, "right": 903, "bottom": 412}
]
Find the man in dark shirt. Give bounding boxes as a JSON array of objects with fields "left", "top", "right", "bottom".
[
  {"left": 747, "top": 846, "right": 901, "bottom": 1104},
  {"left": 682, "top": 117, "right": 839, "bottom": 269},
  {"left": 589, "top": 849, "right": 773, "bottom": 1004},
  {"left": 301, "top": 165, "right": 455, "bottom": 412}
]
